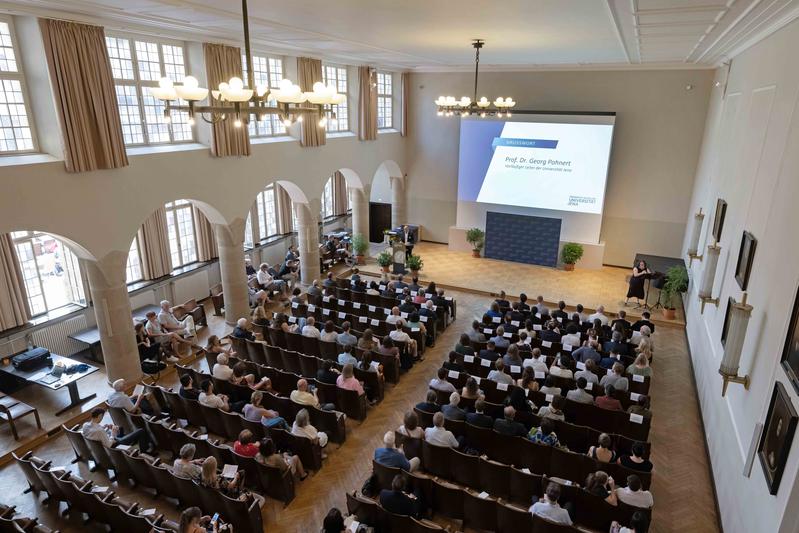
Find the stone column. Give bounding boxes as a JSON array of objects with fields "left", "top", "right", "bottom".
[
  {"left": 84, "top": 252, "right": 141, "bottom": 383},
  {"left": 296, "top": 203, "right": 321, "bottom": 286},
  {"left": 214, "top": 220, "right": 250, "bottom": 326},
  {"left": 390, "top": 176, "right": 406, "bottom": 228},
  {"left": 349, "top": 184, "right": 370, "bottom": 241}
]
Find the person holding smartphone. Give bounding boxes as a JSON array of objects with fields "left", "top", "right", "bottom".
[{"left": 178, "top": 507, "right": 217, "bottom": 533}]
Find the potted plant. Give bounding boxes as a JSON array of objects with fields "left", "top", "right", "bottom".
[
  {"left": 466, "top": 228, "right": 485, "bottom": 258},
  {"left": 377, "top": 250, "right": 392, "bottom": 273},
  {"left": 351, "top": 233, "right": 368, "bottom": 265},
  {"left": 561, "top": 242, "right": 584, "bottom": 271},
  {"left": 406, "top": 254, "right": 424, "bottom": 277},
  {"left": 661, "top": 264, "right": 689, "bottom": 320}
]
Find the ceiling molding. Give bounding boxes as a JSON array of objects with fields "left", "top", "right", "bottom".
[
  {"left": 412, "top": 62, "right": 715, "bottom": 73},
  {"left": 604, "top": 0, "right": 635, "bottom": 64}
]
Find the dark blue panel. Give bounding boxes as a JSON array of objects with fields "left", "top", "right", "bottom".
[{"left": 484, "top": 212, "right": 561, "bottom": 267}]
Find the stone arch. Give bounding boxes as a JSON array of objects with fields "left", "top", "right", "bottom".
[{"left": 7, "top": 229, "right": 97, "bottom": 262}]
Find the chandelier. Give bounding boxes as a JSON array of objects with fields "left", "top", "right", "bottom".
[
  {"left": 150, "top": 0, "right": 343, "bottom": 128},
  {"left": 435, "top": 40, "right": 516, "bottom": 118}
]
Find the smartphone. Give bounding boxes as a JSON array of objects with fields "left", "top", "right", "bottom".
[{"left": 211, "top": 513, "right": 219, "bottom": 524}]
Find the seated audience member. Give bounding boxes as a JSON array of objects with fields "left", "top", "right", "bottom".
[
  {"left": 468, "top": 320, "right": 487, "bottom": 342},
  {"left": 378, "top": 336, "right": 401, "bottom": 365},
  {"left": 537, "top": 395, "right": 566, "bottom": 421},
  {"left": 589, "top": 305, "right": 610, "bottom": 326},
  {"left": 595, "top": 385, "right": 623, "bottom": 411},
  {"left": 443, "top": 351, "right": 464, "bottom": 372},
  {"left": 336, "top": 363, "right": 365, "bottom": 396},
  {"left": 528, "top": 417, "right": 561, "bottom": 447},
  {"left": 479, "top": 341, "right": 500, "bottom": 362},
  {"left": 386, "top": 306, "right": 405, "bottom": 327},
  {"left": 488, "top": 359, "right": 514, "bottom": 385},
  {"left": 232, "top": 317, "right": 256, "bottom": 341},
  {"left": 466, "top": 399, "right": 494, "bottom": 428},
  {"left": 519, "top": 319, "right": 536, "bottom": 340},
  {"left": 173, "top": 443, "right": 203, "bottom": 480},
  {"left": 560, "top": 323, "right": 581, "bottom": 347},
  {"left": 534, "top": 295, "right": 550, "bottom": 317},
  {"left": 616, "top": 475, "right": 654, "bottom": 508},
  {"left": 366, "top": 281, "right": 381, "bottom": 296},
  {"left": 574, "top": 340, "right": 602, "bottom": 364},
  {"left": 323, "top": 271, "right": 336, "bottom": 289},
  {"left": 398, "top": 410, "right": 425, "bottom": 439},
  {"left": 82, "top": 407, "right": 152, "bottom": 452},
  {"left": 307, "top": 279, "right": 322, "bottom": 297},
  {"left": 406, "top": 312, "right": 427, "bottom": 340},
  {"left": 502, "top": 313, "right": 519, "bottom": 333},
  {"left": 441, "top": 392, "right": 466, "bottom": 421},
  {"left": 416, "top": 390, "right": 441, "bottom": 413},
  {"left": 292, "top": 408, "right": 328, "bottom": 448},
  {"left": 179, "top": 507, "right": 214, "bottom": 533},
  {"left": 399, "top": 296, "right": 416, "bottom": 315},
  {"left": 212, "top": 354, "right": 234, "bottom": 380},
  {"left": 379, "top": 475, "right": 421, "bottom": 518},
  {"left": 506, "top": 385, "right": 534, "bottom": 413},
  {"left": 233, "top": 429, "right": 259, "bottom": 457},
  {"left": 200, "top": 456, "right": 245, "bottom": 499},
  {"left": 206, "top": 335, "right": 235, "bottom": 358},
  {"left": 530, "top": 482, "right": 573, "bottom": 526},
  {"left": 490, "top": 325, "right": 510, "bottom": 349},
  {"left": 145, "top": 310, "right": 193, "bottom": 356},
  {"left": 575, "top": 358, "right": 600, "bottom": 384},
  {"left": 516, "top": 331, "right": 532, "bottom": 352},
  {"left": 425, "top": 412, "right": 460, "bottom": 448},
  {"left": 198, "top": 380, "right": 230, "bottom": 411},
  {"left": 486, "top": 302, "right": 502, "bottom": 319},
  {"left": 601, "top": 362, "right": 630, "bottom": 392},
  {"left": 631, "top": 324, "right": 653, "bottom": 346},
  {"left": 107, "top": 378, "right": 151, "bottom": 415},
  {"left": 256, "top": 437, "right": 306, "bottom": 480},
  {"left": 495, "top": 290, "right": 510, "bottom": 308},
  {"left": 158, "top": 299, "right": 196, "bottom": 339},
  {"left": 611, "top": 511, "right": 650, "bottom": 533},
  {"left": 494, "top": 406, "right": 527, "bottom": 437},
  {"left": 316, "top": 359, "right": 340, "bottom": 385},
  {"left": 575, "top": 303, "right": 589, "bottom": 323},
  {"left": 320, "top": 320, "right": 338, "bottom": 343},
  {"left": 336, "top": 321, "right": 357, "bottom": 347},
  {"left": 539, "top": 321, "right": 561, "bottom": 343},
  {"left": 179, "top": 374, "right": 201, "bottom": 401},
  {"left": 518, "top": 367, "right": 541, "bottom": 394},
  {"left": 604, "top": 330, "right": 630, "bottom": 356},
  {"left": 618, "top": 442, "right": 653, "bottom": 473},
  {"left": 611, "top": 309, "right": 632, "bottom": 332},
  {"left": 358, "top": 352, "right": 384, "bottom": 389},
  {"left": 503, "top": 344, "right": 524, "bottom": 368},
  {"left": 375, "top": 431, "right": 420, "bottom": 471},
  {"left": 631, "top": 311, "right": 656, "bottom": 333},
  {"left": 539, "top": 376, "right": 562, "bottom": 397},
  {"left": 522, "top": 348, "right": 549, "bottom": 375},
  {"left": 509, "top": 302, "right": 526, "bottom": 324},
  {"left": 419, "top": 300, "right": 437, "bottom": 321},
  {"left": 290, "top": 287, "right": 304, "bottom": 305},
  {"left": 552, "top": 300, "right": 569, "bottom": 322},
  {"left": 549, "top": 354, "right": 574, "bottom": 379},
  {"left": 390, "top": 321, "right": 419, "bottom": 360},
  {"left": 291, "top": 378, "right": 334, "bottom": 411},
  {"left": 588, "top": 433, "right": 617, "bottom": 463},
  {"left": 429, "top": 367, "right": 457, "bottom": 393},
  {"left": 135, "top": 322, "right": 164, "bottom": 362},
  {"left": 302, "top": 316, "right": 321, "bottom": 338},
  {"left": 585, "top": 470, "right": 618, "bottom": 506},
  {"left": 636, "top": 336, "right": 654, "bottom": 361},
  {"left": 627, "top": 353, "right": 653, "bottom": 377},
  {"left": 243, "top": 391, "right": 287, "bottom": 429},
  {"left": 455, "top": 333, "right": 474, "bottom": 356},
  {"left": 567, "top": 377, "right": 595, "bottom": 404},
  {"left": 408, "top": 276, "right": 422, "bottom": 293},
  {"left": 338, "top": 344, "right": 358, "bottom": 366},
  {"left": 518, "top": 293, "right": 530, "bottom": 311},
  {"left": 274, "top": 312, "right": 299, "bottom": 334},
  {"left": 461, "top": 376, "right": 483, "bottom": 400},
  {"left": 230, "top": 362, "right": 270, "bottom": 390},
  {"left": 628, "top": 395, "right": 652, "bottom": 420}
]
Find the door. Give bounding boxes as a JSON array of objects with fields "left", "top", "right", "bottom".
[{"left": 369, "top": 202, "right": 392, "bottom": 243}]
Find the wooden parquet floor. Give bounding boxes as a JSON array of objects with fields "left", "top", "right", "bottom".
[{"left": 0, "top": 271, "right": 718, "bottom": 533}]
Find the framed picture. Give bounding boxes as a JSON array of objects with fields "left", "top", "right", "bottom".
[
  {"left": 735, "top": 231, "right": 757, "bottom": 291},
  {"left": 721, "top": 296, "right": 735, "bottom": 347},
  {"left": 712, "top": 198, "right": 727, "bottom": 242},
  {"left": 781, "top": 286, "right": 799, "bottom": 394},
  {"left": 758, "top": 381, "right": 798, "bottom": 495}
]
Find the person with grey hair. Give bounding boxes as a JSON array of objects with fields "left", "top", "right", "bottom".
[
  {"left": 173, "top": 443, "right": 203, "bottom": 480},
  {"left": 107, "top": 378, "right": 145, "bottom": 413},
  {"left": 600, "top": 362, "right": 630, "bottom": 392},
  {"left": 232, "top": 317, "right": 256, "bottom": 341},
  {"left": 424, "top": 412, "right": 460, "bottom": 448},
  {"left": 604, "top": 330, "right": 630, "bottom": 356},
  {"left": 588, "top": 305, "right": 609, "bottom": 326},
  {"left": 212, "top": 353, "right": 234, "bottom": 381},
  {"left": 292, "top": 408, "right": 328, "bottom": 448},
  {"left": 490, "top": 325, "right": 510, "bottom": 349},
  {"left": 158, "top": 300, "right": 196, "bottom": 338},
  {"left": 144, "top": 309, "right": 191, "bottom": 358},
  {"left": 441, "top": 392, "right": 466, "bottom": 421},
  {"left": 374, "top": 430, "right": 420, "bottom": 471},
  {"left": 301, "top": 316, "right": 321, "bottom": 338}
]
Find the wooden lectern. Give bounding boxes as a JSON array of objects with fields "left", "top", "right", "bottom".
[{"left": 392, "top": 243, "right": 406, "bottom": 274}]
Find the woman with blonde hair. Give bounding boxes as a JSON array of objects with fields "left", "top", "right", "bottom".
[
  {"left": 251, "top": 303, "right": 270, "bottom": 327},
  {"left": 627, "top": 352, "right": 652, "bottom": 377},
  {"left": 200, "top": 456, "right": 245, "bottom": 498}
]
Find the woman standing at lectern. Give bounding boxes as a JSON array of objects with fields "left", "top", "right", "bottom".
[{"left": 626, "top": 260, "right": 651, "bottom": 305}]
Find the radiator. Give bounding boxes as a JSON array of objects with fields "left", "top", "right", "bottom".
[{"left": 30, "top": 315, "right": 88, "bottom": 356}]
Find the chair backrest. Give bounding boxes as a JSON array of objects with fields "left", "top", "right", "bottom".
[
  {"left": 108, "top": 407, "right": 136, "bottom": 435},
  {"left": 421, "top": 440, "right": 451, "bottom": 479},
  {"left": 372, "top": 458, "right": 401, "bottom": 490},
  {"left": 13, "top": 451, "right": 46, "bottom": 493},
  {"left": 254, "top": 459, "right": 295, "bottom": 505},
  {"left": 532, "top": 514, "right": 580, "bottom": 532},
  {"left": 479, "top": 456, "right": 511, "bottom": 499},
  {"left": 449, "top": 448, "right": 479, "bottom": 488},
  {"left": 337, "top": 387, "right": 367, "bottom": 420},
  {"left": 150, "top": 462, "right": 180, "bottom": 500},
  {"left": 463, "top": 490, "right": 499, "bottom": 531},
  {"left": 105, "top": 445, "right": 136, "bottom": 485},
  {"left": 431, "top": 480, "right": 464, "bottom": 520},
  {"left": 509, "top": 467, "right": 543, "bottom": 507},
  {"left": 245, "top": 340, "right": 267, "bottom": 365},
  {"left": 84, "top": 437, "right": 115, "bottom": 472},
  {"left": 346, "top": 491, "right": 382, "bottom": 526}
]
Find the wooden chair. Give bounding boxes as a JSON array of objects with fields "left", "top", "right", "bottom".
[
  {"left": 479, "top": 456, "right": 511, "bottom": 499},
  {"left": 431, "top": 479, "right": 464, "bottom": 520},
  {"left": 13, "top": 451, "right": 46, "bottom": 494},
  {"left": 150, "top": 462, "right": 181, "bottom": 504},
  {"left": 421, "top": 441, "right": 451, "bottom": 479},
  {"left": 449, "top": 448, "right": 479, "bottom": 488},
  {"left": 463, "top": 489, "right": 498, "bottom": 531},
  {"left": 532, "top": 514, "right": 580, "bottom": 532},
  {"left": 0, "top": 395, "right": 41, "bottom": 440},
  {"left": 372, "top": 459, "right": 401, "bottom": 490},
  {"left": 104, "top": 445, "right": 136, "bottom": 487},
  {"left": 336, "top": 387, "right": 368, "bottom": 420},
  {"left": 254, "top": 458, "right": 295, "bottom": 506},
  {"left": 84, "top": 438, "right": 116, "bottom": 479},
  {"left": 346, "top": 491, "right": 382, "bottom": 526}
]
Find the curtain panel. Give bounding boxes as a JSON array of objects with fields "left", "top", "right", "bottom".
[
  {"left": 204, "top": 43, "right": 251, "bottom": 157},
  {"left": 297, "top": 57, "right": 326, "bottom": 147},
  {"left": 401, "top": 72, "right": 410, "bottom": 137},
  {"left": 358, "top": 66, "right": 377, "bottom": 141},
  {"left": 39, "top": 18, "right": 128, "bottom": 173},
  {"left": 139, "top": 208, "right": 172, "bottom": 280},
  {"left": 332, "top": 171, "right": 348, "bottom": 216},
  {"left": 0, "top": 234, "right": 30, "bottom": 331},
  {"left": 275, "top": 184, "right": 294, "bottom": 234},
  {"left": 193, "top": 207, "right": 218, "bottom": 262}
]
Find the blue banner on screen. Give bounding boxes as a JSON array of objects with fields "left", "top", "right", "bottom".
[{"left": 458, "top": 117, "right": 615, "bottom": 215}]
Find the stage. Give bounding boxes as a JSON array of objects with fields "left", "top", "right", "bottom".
[{"left": 364, "top": 241, "right": 684, "bottom": 326}]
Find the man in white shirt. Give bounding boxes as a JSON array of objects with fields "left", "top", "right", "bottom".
[
  {"left": 158, "top": 300, "right": 196, "bottom": 338},
  {"left": 82, "top": 407, "right": 152, "bottom": 451},
  {"left": 198, "top": 380, "right": 230, "bottom": 411},
  {"left": 615, "top": 475, "right": 654, "bottom": 508},
  {"left": 106, "top": 378, "right": 157, "bottom": 415},
  {"left": 212, "top": 354, "right": 234, "bottom": 380},
  {"left": 290, "top": 379, "right": 336, "bottom": 411},
  {"left": 488, "top": 360, "right": 514, "bottom": 385},
  {"left": 390, "top": 321, "right": 418, "bottom": 360},
  {"left": 574, "top": 359, "right": 600, "bottom": 384},
  {"left": 257, "top": 262, "right": 277, "bottom": 290},
  {"left": 385, "top": 307, "right": 405, "bottom": 326},
  {"left": 143, "top": 311, "right": 187, "bottom": 361},
  {"left": 424, "top": 412, "right": 460, "bottom": 448},
  {"left": 600, "top": 362, "right": 630, "bottom": 392},
  {"left": 566, "top": 378, "right": 595, "bottom": 404},
  {"left": 429, "top": 368, "right": 456, "bottom": 393},
  {"left": 530, "top": 482, "right": 572, "bottom": 525},
  {"left": 302, "top": 317, "right": 321, "bottom": 338},
  {"left": 534, "top": 295, "right": 550, "bottom": 317},
  {"left": 588, "top": 305, "right": 609, "bottom": 326},
  {"left": 522, "top": 348, "right": 549, "bottom": 375}
]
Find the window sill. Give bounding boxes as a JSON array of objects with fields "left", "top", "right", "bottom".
[
  {"left": 251, "top": 135, "right": 295, "bottom": 145},
  {"left": 0, "top": 153, "right": 61, "bottom": 167},
  {"left": 127, "top": 259, "right": 217, "bottom": 294},
  {"left": 378, "top": 128, "right": 400, "bottom": 135},
  {"left": 127, "top": 143, "right": 208, "bottom": 157},
  {"left": 0, "top": 303, "right": 88, "bottom": 337},
  {"left": 326, "top": 131, "right": 356, "bottom": 139}
]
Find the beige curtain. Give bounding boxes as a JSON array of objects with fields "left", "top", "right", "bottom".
[
  {"left": 297, "top": 57, "right": 326, "bottom": 147},
  {"left": 358, "top": 66, "right": 377, "bottom": 141},
  {"left": 401, "top": 72, "right": 410, "bottom": 137},
  {"left": 139, "top": 208, "right": 172, "bottom": 279},
  {"left": 275, "top": 184, "right": 294, "bottom": 234},
  {"left": 332, "top": 171, "right": 348, "bottom": 216},
  {"left": 39, "top": 19, "right": 128, "bottom": 173},
  {"left": 193, "top": 207, "right": 218, "bottom": 261},
  {"left": 248, "top": 200, "right": 260, "bottom": 244},
  {"left": 0, "top": 234, "right": 30, "bottom": 331},
  {"left": 204, "top": 43, "right": 251, "bottom": 157}
]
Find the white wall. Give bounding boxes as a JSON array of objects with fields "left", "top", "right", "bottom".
[
  {"left": 682, "top": 17, "right": 799, "bottom": 533},
  {"left": 405, "top": 69, "right": 714, "bottom": 264}
]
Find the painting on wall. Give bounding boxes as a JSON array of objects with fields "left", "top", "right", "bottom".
[
  {"left": 781, "top": 286, "right": 799, "bottom": 394},
  {"left": 735, "top": 231, "right": 757, "bottom": 291},
  {"left": 712, "top": 198, "right": 727, "bottom": 243},
  {"left": 758, "top": 381, "right": 798, "bottom": 495}
]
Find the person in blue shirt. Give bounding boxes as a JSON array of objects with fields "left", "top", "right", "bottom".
[
  {"left": 490, "top": 325, "right": 511, "bottom": 349},
  {"left": 374, "top": 431, "right": 420, "bottom": 471},
  {"left": 486, "top": 302, "right": 503, "bottom": 319},
  {"left": 337, "top": 345, "right": 358, "bottom": 366}
]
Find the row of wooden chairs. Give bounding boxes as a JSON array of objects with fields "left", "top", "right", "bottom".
[
  {"left": 344, "top": 491, "right": 447, "bottom": 533},
  {"left": 0, "top": 503, "right": 58, "bottom": 533},
  {"left": 312, "top": 284, "right": 456, "bottom": 323}
]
